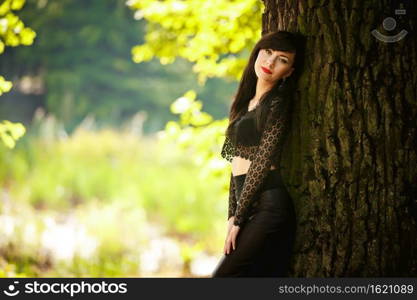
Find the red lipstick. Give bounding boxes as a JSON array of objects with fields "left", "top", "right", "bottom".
[{"left": 261, "top": 67, "right": 272, "bottom": 74}]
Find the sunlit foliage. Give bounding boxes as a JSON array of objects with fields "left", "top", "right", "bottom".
[
  {"left": 2, "top": 0, "right": 236, "bottom": 132},
  {"left": 127, "top": 0, "right": 263, "bottom": 84},
  {"left": 0, "top": 0, "right": 36, "bottom": 148},
  {"left": 0, "top": 120, "right": 25, "bottom": 148},
  {"left": 159, "top": 89, "right": 228, "bottom": 171},
  {"left": 0, "top": 0, "right": 36, "bottom": 56}
]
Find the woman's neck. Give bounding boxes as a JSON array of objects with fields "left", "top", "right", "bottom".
[{"left": 252, "top": 78, "right": 274, "bottom": 103}]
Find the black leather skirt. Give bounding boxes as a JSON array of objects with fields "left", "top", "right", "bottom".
[{"left": 212, "top": 169, "right": 296, "bottom": 277}]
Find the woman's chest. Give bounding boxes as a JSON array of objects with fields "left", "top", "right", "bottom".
[{"left": 232, "top": 111, "right": 262, "bottom": 146}]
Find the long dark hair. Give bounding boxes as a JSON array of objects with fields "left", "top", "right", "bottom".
[{"left": 225, "top": 30, "right": 303, "bottom": 140}]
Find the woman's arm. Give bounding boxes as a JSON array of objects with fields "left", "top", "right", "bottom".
[
  {"left": 221, "top": 135, "right": 234, "bottom": 163},
  {"left": 228, "top": 172, "right": 237, "bottom": 220},
  {"left": 233, "top": 95, "right": 291, "bottom": 227}
]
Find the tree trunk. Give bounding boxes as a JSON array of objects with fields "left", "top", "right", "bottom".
[{"left": 262, "top": 0, "right": 417, "bottom": 276}]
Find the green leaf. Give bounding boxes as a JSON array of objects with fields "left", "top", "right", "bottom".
[
  {"left": 0, "top": 120, "right": 26, "bottom": 148},
  {"left": 0, "top": 75, "right": 13, "bottom": 95}
]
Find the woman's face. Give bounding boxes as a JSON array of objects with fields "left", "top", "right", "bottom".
[{"left": 254, "top": 48, "right": 295, "bottom": 84}]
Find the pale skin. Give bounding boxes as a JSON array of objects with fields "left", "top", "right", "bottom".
[{"left": 224, "top": 48, "right": 296, "bottom": 255}]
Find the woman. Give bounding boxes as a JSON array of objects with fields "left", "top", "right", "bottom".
[{"left": 212, "top": 31, "right": 301, "bottom": 277}]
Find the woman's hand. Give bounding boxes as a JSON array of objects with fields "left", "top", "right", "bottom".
[
  {"left": 224, "top": 218, "right": 240, "bottom": 255},
  {"left": 226, "top": 216, "right": 234, "bottom": 235}
]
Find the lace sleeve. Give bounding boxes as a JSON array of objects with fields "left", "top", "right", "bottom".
[
  {"left": 228, "top": 172, "right": 237, "bottom": 220},
  {"left": 233, "top": 95, "right": 290, "bottom": 226},
  {"left": 220, "top": 135, "right": 234, "bottom": 163}
]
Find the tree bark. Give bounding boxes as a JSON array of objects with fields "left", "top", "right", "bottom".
[{"left": 262, "top": 0, "right": 417, "bottom": 276}]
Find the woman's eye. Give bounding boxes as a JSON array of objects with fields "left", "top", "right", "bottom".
[
  {"left": 280, "top": 58, "right": 288, "bottom": 64},
  {"left": 266, "top": 49, "right": 272, "bottom": 54}
]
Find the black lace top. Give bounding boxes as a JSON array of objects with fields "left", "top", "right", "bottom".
[
  {"left": 221, "top": 94, "right": 291, "bottom": 226},
  {"left": 228, "top": 106, "right": 262, "bottom": 146}
]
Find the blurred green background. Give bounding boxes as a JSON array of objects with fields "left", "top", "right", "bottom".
[{"left": 0, "top": 0, "right": 263, "bottom": 277}]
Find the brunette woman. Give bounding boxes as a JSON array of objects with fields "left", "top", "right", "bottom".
[{"left": 212, "top": 30, "right": 301, "bottom": 277}]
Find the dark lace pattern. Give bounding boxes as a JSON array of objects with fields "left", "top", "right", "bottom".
[
  {"left": 227, "top": 173, "right": 237, "bottom": 220},
  {"left": 221, "top": 94, "right": 291, "bottom": 226}
]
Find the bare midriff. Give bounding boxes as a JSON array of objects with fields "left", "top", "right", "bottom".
[{"left": 231, "top": 156, "right": 277, "bottom": 177}]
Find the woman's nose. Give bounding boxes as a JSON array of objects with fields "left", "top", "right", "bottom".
[{"left": 266, "top": 59, "right": 275, "bottom": 67}]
